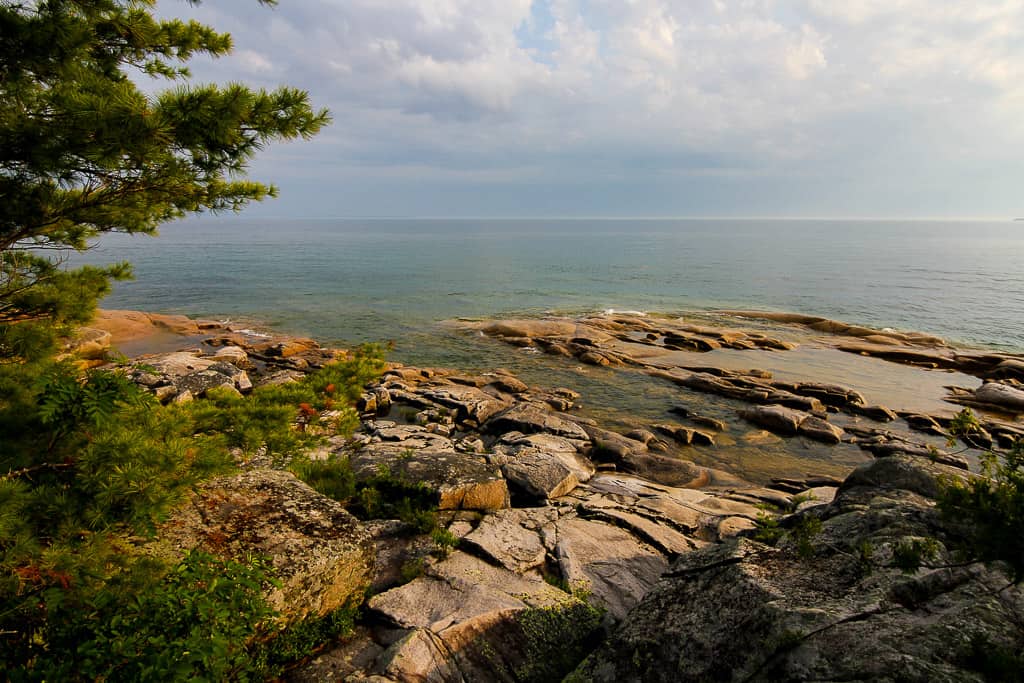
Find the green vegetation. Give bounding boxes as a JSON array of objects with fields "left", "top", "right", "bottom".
[
  {"left": 0, "top": 1, "right": 374, "bottom": 675},
  {"left": 0, "top": 348, "right": 383, "bottom": 677},
  {"left": 510, "top": 593, "right": 605, "bottom": 683},
  {"left": 937, "top": 409, "right": 1024, "bottom": 581},
  {"left": 1, "top": 0, "right": 328, "bottom": 363}
]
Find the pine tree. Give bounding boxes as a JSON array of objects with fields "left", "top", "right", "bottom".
[
  {"left": 0, "top": 2, "right": 342, "bottom": 676},
  {"left": 0, "top": 0, "right": 329, "bottom": 360}
]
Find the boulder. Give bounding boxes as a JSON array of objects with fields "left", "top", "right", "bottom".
[
  {"left": 156, "top": 469, "right": 373, "bottom": 625},
  {"left": 351, "top": 447, "right": 509, "bottom": 511},
  {"left": 852, "top": 403, "right": 898, "bottom": 422},
  {"left": 738, "top": 405, "right": 805, "bottom": 436},
  {"left": 502, "top": 452, "right": 579, "bottom": 501},
  {"left": 485, "top": 402, "right": 590, "bottom": 441},
  {"left": 797, "top": 415, "right": 845, "bottom": 444},
  {"left": 211, "top": 345, "right": 250, "bottom": 368},
  {"left": 973, "top": 382, "right": 1024, "bottom": 412},
  {"left": 421, "top": 384, "right": 513, "bottom": 424}
]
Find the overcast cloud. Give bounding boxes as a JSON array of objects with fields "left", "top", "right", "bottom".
[{"left": 161, "top": 0, "right": 1024, "bottom": 217}]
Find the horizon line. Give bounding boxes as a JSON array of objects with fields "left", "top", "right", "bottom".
[{"left": 193, "top": 214, "right": 1018, "bottom": 222}]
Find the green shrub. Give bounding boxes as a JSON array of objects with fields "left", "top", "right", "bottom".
[
  {"left": 0, "top": 349, "right": 385, "bottom": 676},
  {"left": 290, "top": 456, "right": 356, "bottom": 503},
  {"left": 30, "top": 550, "right": 278, "bottom": 682},
  {"left": 510, "top": 589, "right": 605, "bottom": 683},
  {"left": 938, "top": 410, "right": 1024, "bottom": 581}
]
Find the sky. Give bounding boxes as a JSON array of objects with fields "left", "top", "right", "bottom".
[{"left": 158, "top": 0, "right": 1024, "bottom": 218}]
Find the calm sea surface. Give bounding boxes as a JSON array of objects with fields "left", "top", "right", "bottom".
[
  {"left": 76, "top": 218, "right": 1024, "bottom": 359},
  {"left": 72, "top": 218, "right": 1022, "bottom": 481}
]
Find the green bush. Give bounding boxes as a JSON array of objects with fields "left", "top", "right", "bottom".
[
  {"left": 25, "top": 550, "right": 278, "bottom": 682},
  {"left": 938, "top": 409, "right": 1024, "bottom": 581},
  {"left": 0, "top": 348, "right": 384, "bottom": 677}
]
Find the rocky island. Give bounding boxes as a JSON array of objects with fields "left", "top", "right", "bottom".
[{"left": 66, "top": 308, "right": 1024, "bottom": 681}]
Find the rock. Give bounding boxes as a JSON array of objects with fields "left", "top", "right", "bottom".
[
  {"left": 485, "top": 402, "right": 590, "bottom": 441},
  {"left": 421, "top": 384, "right": 513, "bottom": 424},
  {"left": 583, "top": 507, "right": 703, "bottom": 556},
  {"left": 574, "top": 456, "right": 1021, "bottom": 683},
  {"left": 793, "top": 486, "right": 838, "bottom": 512},
  {"left": 840, "top": 454, "right": 969, "bottom": 499},
  {"left": 65, "top": 327, "right": 112, "bottom": 359},
  {"left": 554, "top": 516, "right": 669, "bottom": 621},
  {"left": 351, "top": 447, "right": 509, "bottom": 511},
  {"left": 902, "top": 412, "right": 946, "bottom": 436},
  {"left": 503, "top": 452, "right": 579, "bottom": 501},
  {"left": 985, "top": 358, "right": 1024, "bottom": 381},
  {"left": 257, "top": 369, "right": 306, "bottom": 387},
  {"left": 256, "top": 337, "right": 319, "bottom": 358},
  {"left": 486, "top": 374, "right": 529, "bottom": 394},
  {"left": 784, "top": 381, "right": 866, "bottom": 407},
  {"left": 576, "top": 474, "right": 763, "bottom": 543},
  {"left": 91, "top": 309, "right": 205, "bottom": 343},
  {"left": 498, "top": 433, "right": 595, "bottom": 483},
  {"left": 852, "top": 403, "right": 898, "bottom": 422},
  {"left": 973, "top": 382, "right": 1024, "bottom": 412},
  {"left": 585, "top": 426, "right": 649, "bottom": 460},
  {"left": 482, "top": 320, "right": 580, "bottom": 339},
  {"left": 211, "top": 345, "right": 250, "bottom": 368},
  {"left": 738, "top": 405, "right": 805, "bottom": 436},
  {"left": 654, "top": 424, "right": 716, "bottom": 447},
  {"left": 367, "top": 551, "right": 586, "bottom": 681},
  {"left": 797, "top": 415, "right": 845, "bottom": 444},
  {"left": 461, "top": 508, "right": 555, "bottom": 573},
  {"left": 156, "top": 469, "right": 373, "bottom": 625}
]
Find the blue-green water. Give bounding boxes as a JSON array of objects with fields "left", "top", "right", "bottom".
[
  {"left": 76, "top": 218, "right": 1024, "bottom": 359},
  {"left": 72, "top": 217, "right": 1022, "bottom": 481}
]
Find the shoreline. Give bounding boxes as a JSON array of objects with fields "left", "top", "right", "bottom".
[
  {"left": 77, "top": 306, "right": 1024, "bottom": 680},
  {"left": 79, "top": 307, "right": 1023, "bottom": 486}
]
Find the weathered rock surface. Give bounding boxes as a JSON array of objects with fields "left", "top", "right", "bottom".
[
  {"left": 553, "top": 516, "right": 669, "bottom": 621},
  {"left": 970, "top": 381, "right": 1024, "bottom": 412},
  {"left": 157, "top": 469, "right": 373, "bottom": 625},
  {"left": 484, "top": 402, "right": 591, "bottom": 441},
  {"left": 573, "top": 456, "right": 1022, "bottom": 682},
  {"left": 366, "top": 551, "right": 591, "bottom": 682},
  {"left": 351, "top": 446, "right": 510, "bottom": 511},
  {"left": 461, "top": 508, "right": 555, "bottom": 573}
]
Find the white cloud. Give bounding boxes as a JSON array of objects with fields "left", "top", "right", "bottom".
[{"left": 155, "top": 0, "right": 1024, "bottom": 216}]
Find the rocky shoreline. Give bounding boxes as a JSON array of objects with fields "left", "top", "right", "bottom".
[{"left": 74, "top": 309, "right": 1023, "bottom": 681}]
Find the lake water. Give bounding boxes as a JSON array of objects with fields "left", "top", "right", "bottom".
[
  {"left": 77, "top": 217, "right": 1024, "bottom": 359},
  {"left": 72, "top": 217, "right": 1022, "bottom": 482}
]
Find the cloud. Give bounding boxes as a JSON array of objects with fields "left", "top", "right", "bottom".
[{"left": 154, "top": 0, "right": 1024, "bottom": 216}]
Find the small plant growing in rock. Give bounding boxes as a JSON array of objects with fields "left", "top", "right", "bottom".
[
  {"left": 430, "top": 527, "right": 460, "bottom": 556},
  {"left": 791, "top": 515, "right": 823, "bottom": 560},
  {"left": 753, "top": 512, "right": 784, "bottom": 545},
  {"left": 892, "top": 537, "right": 942, "bottom": 573},
  {"left": 399, "top": 558, "right": 426, "bottom": 584}
]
